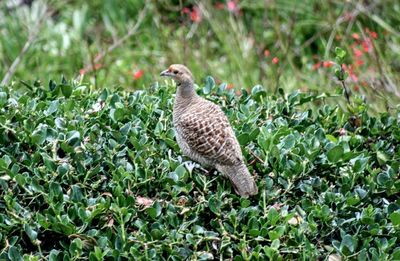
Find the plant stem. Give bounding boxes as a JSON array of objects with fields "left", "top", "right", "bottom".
[
  {"left": 341, "top": 80, "right": 351, "bottom": 104},
  {"left": 1, "top": 8, "right": 51, "bottom": 86},
  {"left": 79, "top": 4, "right": 148, "bottom": 76}
]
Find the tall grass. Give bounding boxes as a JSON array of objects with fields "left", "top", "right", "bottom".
[{"left": 0, "top": 0, "right": 399, "bottom": 111}]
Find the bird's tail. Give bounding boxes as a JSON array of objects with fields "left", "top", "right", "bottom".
[{"left": 216, "top": 163, "right": 258, "bottom": 197}]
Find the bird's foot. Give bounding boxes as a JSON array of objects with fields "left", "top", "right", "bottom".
[
  {"left": 184, "top": 161, "right": 213, "bottom": 176},
  {"left": 183, "top": 161, "right": 198, "bottom": 174}
]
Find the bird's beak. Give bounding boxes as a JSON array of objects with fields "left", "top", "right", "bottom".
[{"left": 160, "top": 69, "right": 173, "bottom": 77}]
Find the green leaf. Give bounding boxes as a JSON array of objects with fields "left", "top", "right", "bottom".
[
  {"left": 71, "top": 185, "right": 84, "bottom": 202},
  {"left": 46, "top": 100, "right": 59, "bottom": 115},
  {"left": 175, "top": 165, "right": 186, "bottom": 180},
  {"left": 0, "top": 91, "right": 7, "bottom": 106},
  {"left": 282, "top": 134, "right": 295, "bottom": 149},
  {"left": 237, "top": 133, "right": 250, "bottom": 146},
  {"left": 57, "top": 163, "right": 69, "bottom": 176},
  {"left": 66, "top": 130, "right": 81, "bottom": 147},
  {"left": 327, "top": 145, "right": 344, "bottom": 163},
  {"left": 8, "top": 246, "right": 22, "bottom": 261},
  {"left": 147, "top": 201, "right": 162, "bottom": 218},
  {"left": 120, "top": 122, "right": 131, "bottom": 135},
  {"left": 193, "top": 225, "right": 205, "bottom": 234},
  {"left": 390, "top": 212, "right": 400, "bottom": 226},
  {"left": 377, "top": 172, "right": 391, "bottom": 186},
  {"left": 271, "top": 239, "right": 280, "bottom": 249},
  {"left": 240, "top": 199, "right": 251, "bottom": 208},
  {"left": 49, "top": 182, "right": 63, "bottom": 202},
  {"left": 251, "top": 85, "right": 267, "bottom": 102},
  {"left": 31, "top": 125, "right": 47, "bottom": 145},
  {"left": 268, "top": 207, "right": 279, "bottom": 226},
  {"left": 352, "top": 157, "right": 369, "bottom": 172},
  {"left": 49, "top": 80, "right": 57, "bottom": 91},
  {"left": 110, "top": 108, "right": 125, "bottom": 122},
  {"left": 48, "top": 250, "right": 60, "bottom": 261},
  {"left": 208, "top": 196, "right": 221, "bottom": 215},
  {"left": 249, "top": 228, "right": 259, "bottom": 237},
  {"left": 203, "top": 76, "right": 215, "bottom": 95},
  {"left": 376, "top": 151, "right": 388, "bottom": 165},
  {"left": 0, "top": 155, "right": 12, "bottom": 170},
  {"left": 325, "top": 134, "right": 337, "bottom": 143},
  {"left": 24, "top": 224, "right": 38, "bottom": 241},
  {"left": 341, "top": 235, "right": 355, "bottom": 253},
  {"left": 393, "top": 247, "right": 400, "bottom": 260},
  {"left": 60, "top": 84, "right": 73, "bottom": 98},
  {"left": 335, "top": 47, "right": 346, "bottom": 60}
]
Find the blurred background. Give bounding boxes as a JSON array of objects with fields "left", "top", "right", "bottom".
[{"left": 0, "top": 0, "right": 399, "bottom": 111}]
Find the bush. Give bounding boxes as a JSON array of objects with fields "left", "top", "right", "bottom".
[{"left": 0, "top": 78, "right": 399, "bottom": 260}]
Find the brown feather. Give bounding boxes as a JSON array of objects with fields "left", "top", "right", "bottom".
[{"left": 161, "top": 64, "right": 258, "bottom": 197}]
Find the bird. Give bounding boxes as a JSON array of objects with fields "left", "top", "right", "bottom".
[{"left": 160, "top": 64, "right": 258, "bottom": 197}]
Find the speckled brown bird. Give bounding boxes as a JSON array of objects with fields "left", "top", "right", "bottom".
[{"left": 160, "top": 64, "right": 258, "bottom": 197}]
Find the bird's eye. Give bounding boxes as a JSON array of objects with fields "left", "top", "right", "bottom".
[{"left": 173, "top": 70, "right": 179, "bottom": 74}]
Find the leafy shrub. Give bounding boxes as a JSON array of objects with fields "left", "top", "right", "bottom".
[{"left": 0, "top": 78, "right": 399, "bottom": 260}]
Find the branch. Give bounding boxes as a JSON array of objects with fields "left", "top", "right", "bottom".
[
  {"left": 247, "top": 148, "right": 265, "bottom": 165},
  {"left": 80, "top": 4, "right": 148, "bottom": 75},
  {"left": 1, "top": 8, "right": 51, "bottom": 86},
  {"left": 341, "top": 80, "right": 351, "bottom": 104}
]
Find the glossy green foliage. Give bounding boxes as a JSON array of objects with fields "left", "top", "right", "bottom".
[{"left": 0, "top": 78, "right": 399, "bottom": 260}]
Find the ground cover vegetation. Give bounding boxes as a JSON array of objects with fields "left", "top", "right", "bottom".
[{"left": 0, "top": 0, "right": 400, "bottom": 260}]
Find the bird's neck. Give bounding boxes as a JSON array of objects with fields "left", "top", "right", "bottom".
[
  {"left": 176, "top": 81, "right": 197, "bottom": 100},
  {"left": 174, "top": 81, "right": 197, "bottom": 118}
]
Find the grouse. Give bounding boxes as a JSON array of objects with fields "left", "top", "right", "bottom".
[{"left": 160, "top": 64, "right": 258, "bottom": 197}]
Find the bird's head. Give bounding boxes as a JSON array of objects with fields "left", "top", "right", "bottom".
[{"left": 160, "top": 64, "right": 193, "bottom": 85}]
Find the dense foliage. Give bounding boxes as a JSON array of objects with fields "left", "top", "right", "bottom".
[{"left": 0, "top": 78, "right": 399, "bottom": 260}]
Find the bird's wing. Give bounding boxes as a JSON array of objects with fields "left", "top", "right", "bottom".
[{"left": 176, "top": 101, "right": 243, "bottom": 165}]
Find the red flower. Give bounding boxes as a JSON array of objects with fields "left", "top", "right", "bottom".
[
  {"left": 354, "top": 85, "right": 360, "bottom": 91},
  {"left": 227, "top": 1, "right": 238, "bottom": 12},
  {"left": 352, "top": 33, "right": 360, "bottom": 40},
  {"left": 342, "top": 64, "right": 358, "bottom": 83},
  {"left": 263, "top": 49, "right": 270, "bottom": 57},
  {"left": 272, "top": 57, "right": 279, "bottom": 64},
  {"left": 361, "top": 39, "right": 372, "bottom": 53},
  {"left": 366, "top": 28, "right": 378, "bottom": 39},
  {"left": 215, "top": 2, "right": 225, "bottom": 9},
  {"left": 133, "top": 70, "right": 144, "bottom": 80},
  {"left": 94, "top": 63, "right": 102, "bottom": 70},
  {"left": 353, "top": 48, "right": 363, "bottom": 57},
  {"left": 79, "top": 68, "right": 86, "bottom": 75},
  {"left": 323, "top": 61, "right": 335, "bottom": 68},
  {"left": 190, "top": 6, "right": 202, "bottom": 23},
  {"left": 182, "top": 7, "right": 190, "bottom": 14},
  {"left": 349, "top": 71, "right": 358, "bottom": 82},
  {"left": 350, "top": 74, "right": 358, "bottom": 82},
  {"left": 312, "top": 62, "right": 321, "bottom": 70},
  {"left": 226, "top": 83, "right": 234, "bottom": 90},
  {"left": 355, "top": 59, "right": 364, "bottom": 66},
  {"left": 369, "top": 31, "right": 378, "bottom": 39}
]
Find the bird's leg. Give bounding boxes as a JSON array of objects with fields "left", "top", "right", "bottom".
[{"left": 197, "top": 165, "right": 211, "bottom": 175}]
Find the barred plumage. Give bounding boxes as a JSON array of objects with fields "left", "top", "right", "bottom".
[{"left": 160, "top": 64, "right": 258, "bottom": 197}]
